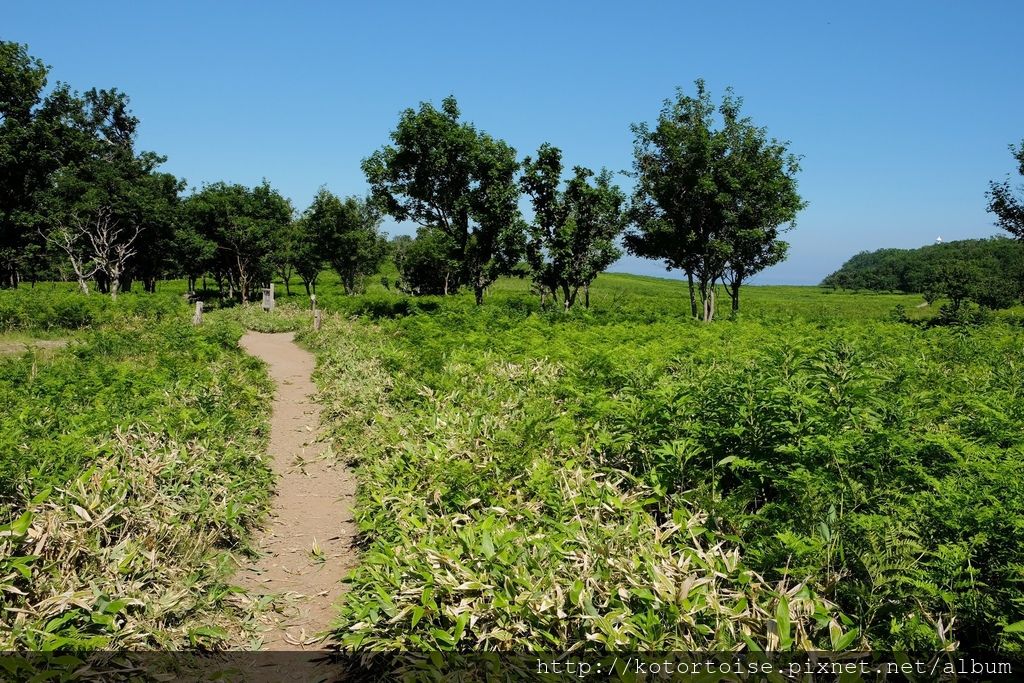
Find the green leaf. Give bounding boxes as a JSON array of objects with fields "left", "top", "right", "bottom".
[
  {"left": 453, "top": 612, "right": 470, "bottom": 642},
  {"left": 1004, "top": 620, "right": 1024, "bottom": 633},
  {"left": 775, "top": 597, "right": 792, "bottom": 649},
  {"left": 11, "top": 511, "right": 32, "bottom": 537},
  {"left": 480, "top": 531, "right": 495, "bottom": 559}
]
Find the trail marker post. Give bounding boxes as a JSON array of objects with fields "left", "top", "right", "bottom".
[
  {"left": 192, "top": 301, "right": 203, "bottom": 325},
  {"left": 311, "top": 294, "right": 322, "bottom": 331},
  {"left": 262, "top": 283, "right": 275, "bottom": 312}
]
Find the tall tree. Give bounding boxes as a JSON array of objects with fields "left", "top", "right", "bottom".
[
  {"left": 172, "top": 222, "right": 215, "bottom": 294},
  {"left": 328, "top": 196, "right": 387, "bottom": 295},
  {"left": 987, "top": 140, "right": 1024, "bottom": 240},
  {"left": 393, "top": 226, "right": 462, "bottom": 295},
  {"left": 39, "top": 85, "right": 182, "bottom": 296},
  {"left": 303, "top": 188, "right": 387, "bottom": 295},
  {"left": 290, "top": 216, "right": 325, "bottom": 296},
  {"left": 269, "top": 219, "right": 298, "bottom": 296},
  {"left": 130, "top": 169, "right": 184, "bottom": 293},
  {"left": 362, "top": 96, "right": 524, "bottom": 304},
  {"left": 184, "top": 181, "right": 292, "bottom": 303},
  {"left": 718, "top": 107, "right": 803, "bottom": 312},
  {"left": 521, "top": 144, "right": 627, "bottom": 309},
  {"left": 626, "top": 81, "right": 802, "bottom": 321},
  {"left": 0, "top": 42, "right": 80, "bottom": 287}
]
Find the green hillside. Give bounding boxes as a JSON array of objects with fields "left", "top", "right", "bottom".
[{"left": 822, "top": 236, "right": 1024, "bottom": 293}]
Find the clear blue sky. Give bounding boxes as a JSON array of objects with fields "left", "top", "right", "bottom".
[{"left": 4, "top": 1, "right": 1023, "bottom": 284}]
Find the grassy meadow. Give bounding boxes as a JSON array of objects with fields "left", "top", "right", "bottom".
[{"left": 2, "top": 271, "right": 1023, "bottom": 657}]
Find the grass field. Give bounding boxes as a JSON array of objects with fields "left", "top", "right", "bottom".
[
  {"left": 2, "top": 271, "right": 1023, "bottom": 657},
  {"left": 0, "top": 317, "right": 275, "bottom": 650}
]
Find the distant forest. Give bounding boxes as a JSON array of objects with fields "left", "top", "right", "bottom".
[{"left": 822, "top": 236, "right": 1024, "bottom": 296}]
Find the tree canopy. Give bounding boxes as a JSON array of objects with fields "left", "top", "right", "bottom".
[
  {"left": 303, "top": 189, "right": 388, "bottom": 295},
  {"left": 521, "top": 144, "right": 627, "bottom": 309},
  {"left": 363, "top": 96, "right": 524, "bottom": 304},
  {"left": 182, "top": 181, "right": 293, "bottom": 303},
  {"left": 626, "top": 80, "right": 802, "bottom": 320},
  {"left": 987, "top": 140, "right": 1024, "bottom": 240}
]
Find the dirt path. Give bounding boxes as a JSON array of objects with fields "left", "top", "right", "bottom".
[
  {"left": 237, "top": 331, "right": 357, "bottom": 651},
  {"left": 0, "top": 339, "right": 68, "bottom": 355}
]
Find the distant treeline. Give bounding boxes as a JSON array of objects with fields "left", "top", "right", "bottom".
[
  {"left": 822, "top": 237, "right": 1024, "bottom": 295},
  {"left": 2, "top": 41, "right": 806, "bottom": 319}
]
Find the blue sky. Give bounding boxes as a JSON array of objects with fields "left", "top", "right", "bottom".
[{"left": 4, "top": 1, "right": 1023, "bottom": 284}]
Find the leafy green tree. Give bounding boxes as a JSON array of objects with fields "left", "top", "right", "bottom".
[
  {"left": 269, "top": 220, "right": 298, "bottom": 296},
  {"left": 40, "top": 85, "right": 182, "bottom": 297},
  {"left": 130, "top": 170, "right": 184, "bottom": 293},
  {"left": 823, "top": 237, "right": 1024, "bottom": 297},
  {"left": 290, "top": 216, "right": 325, "bottom": 296},
  {"left": 0, "top": 42, "right": 95, "bottom": 287},
  {"left": 363, "top": 96, "right": 524, "bottom": 304},
  {"left": 173, "top": 223, "right": 215, "bottom": 294},
  {"left": 931, "top": 261, "right": 976, "bottom": 313},
  {"left": 0, "top": 41, "right": 49, "bottom": 286},
  {"left": 328, "top": 196, "right": 387, "bottom": 295},
  {"left": 393, "top": 226, "right": 462, "bottom": 295},
  {"left": 2, "top": 42, "right": 184, "bottom": 292},
  {"left": 184, "top": 181, "right": 292, "bottom": 303},
  {"left": 521, "top": 144, "right": 626, "bottom": 309},
  {"left": 718, "top": 108, "right": 803, "bottom": 312},
  {"left": 626, "top": 81, "right": 801, "bottom": 321},
  {"left": 302, "top": 188, "right": 386, "bottom": 295},
  {"left": 987, "top": 140, "right": 1024, "bottom": 240}
]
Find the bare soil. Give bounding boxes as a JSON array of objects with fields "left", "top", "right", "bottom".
[
  {"left": 0, "top": 339, "right": 68, "bottom": 355},
  {"left": 237, "top": 331, "right": 357, "bottom": 651}
]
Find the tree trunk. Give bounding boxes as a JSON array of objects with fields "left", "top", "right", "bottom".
[
  {"left": 238, "top": 269, "right": 249, "bottom": 303},
  {"left": 567, "top": 287, "right": 579, "bottom": 310},
  {"left": 474, "top": 284, "right": 484, "bottom": 305},
  {"left": 687, "top": 271, "right": 698, "bottom": 318},
  {"left": 584, "top": 283, "right": 590, "bottom": 309},
  {"left": 699, "top": 278, "right": 715, "bottom": 322},
  {"left": 730, "top": 279, "right": 740, "bottom": 312}
]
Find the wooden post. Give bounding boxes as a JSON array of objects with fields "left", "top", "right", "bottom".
[
  {"left": 192, "top": 301, "right": 203, "bottom": 325},
  {"left": 314, "top": 310, "right": 322, "bottom": 331},
  {"left": 262, "top": 283, "right": 275, "bottom": 312}
]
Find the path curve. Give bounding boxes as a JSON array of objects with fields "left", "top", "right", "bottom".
[{"left": 238, "top": 331, "right": 357, "bottom": 650}]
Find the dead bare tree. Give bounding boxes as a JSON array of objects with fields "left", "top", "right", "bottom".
[
  {"left": 86, "top": 207, "right": 140, "bottom": 299},
  {"left": 43, "top": 207, "right": 141, "bottom": 299},
  {"left": 41, "top": 218, "right": 98, "bottom": 295}
]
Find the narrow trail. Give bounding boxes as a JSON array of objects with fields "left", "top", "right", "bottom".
[{"left": 237, "top": 331, "right": 357, "bottom": 651}]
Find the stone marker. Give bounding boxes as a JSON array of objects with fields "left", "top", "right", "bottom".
[{"left": 262, "top": 283, "right": 275, "bottom": 312}]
